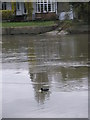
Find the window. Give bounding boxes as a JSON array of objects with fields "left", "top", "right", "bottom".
[
  {"left": 24, "top": 3, "right": 26, "bottom": 13},
  {"left": 2, "top": 2, "right": 7, "bottom": 10},
  {"left": 36, "top": 0, "right": 55, "bottom": 13},
  {"left": 48, "top": 4, "right": 51, "bottom": 12},
  {"left": 44, "top": 4, "right": 47, "bottom": 12},
  {"left": 16, "top": 2, "right": 20, "bottom": 10},
  {"left": 38, "top": 4, "right": 41, "bottom": 12}
]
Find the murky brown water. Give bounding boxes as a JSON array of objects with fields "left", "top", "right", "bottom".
[{"left": 2, "top": 34, "right": 88, "bottom": 118}]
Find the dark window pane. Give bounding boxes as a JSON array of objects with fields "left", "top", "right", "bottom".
[
  {"left": 24, "top": 3, "right": 26, "bottom": 13},
  {"left": 48, "top": 4, "right": 51, "bottom": 11},
  {"left": 45, "top": 4, "right": 47, "bottom": 12},
  {"left": 2, "top": 2, "right": 6, "bottom": 10},
  {"left": 41, "top": 4, "right": 43, "bottom": 13},
  {"left": 17, "top": 3, "right": 20, "bottom": 10},
  {"left": 38, "top": 4, "right": 40, "bottom": 12}
]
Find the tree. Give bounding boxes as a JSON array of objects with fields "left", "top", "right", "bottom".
[
  {"left": 25, "top": 2, "right": 33, "bottom": 20},
  {"left": 70, "top": 2, "right": 89, "bottom": 22},
  {"left": 11, "top": 2, "right": 16, "bottom": 15}
]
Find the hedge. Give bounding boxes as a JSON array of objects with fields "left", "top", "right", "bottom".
[{"left": 1, "top": 10, "right": 14, "bottom": 20}]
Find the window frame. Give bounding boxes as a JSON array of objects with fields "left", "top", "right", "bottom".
[
  {"left": 36, "top": 0, "right": 56, "bottom": 13},
  {"left": 16, "top": 2, "right": 20, "bottom": 11},
  {"left": 2, "top": 2, "right": 7, "bottom": 10}
]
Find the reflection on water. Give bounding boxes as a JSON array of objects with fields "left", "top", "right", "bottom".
[
  {"left": 2, "top": 34, "right": 88, "bottom": 117},
  {"left": 30, "top": 72, "right": 50, "bottom": 104}
]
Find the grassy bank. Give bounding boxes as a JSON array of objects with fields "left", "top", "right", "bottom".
[
  {"left": 57, "top": 20, "right": 88, "bottom": 32},
  {"left": 2, "top": 21, "right": 56, "bottom": 27},
  {"left": 57, "top": 20, "right": 88, "bottom": 34}
]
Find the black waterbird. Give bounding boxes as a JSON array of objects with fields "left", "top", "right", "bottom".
[{"left": 41, "top": 88, "right": 49, "bottom": 92}]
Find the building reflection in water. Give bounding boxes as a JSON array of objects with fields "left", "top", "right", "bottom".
[
  {"left": 28, "top": 38, "right": 61, "bottom": 104},
  {"left": 27, "top": 36, "right": 88, "bottom": 104},
  {"left": 30, "top": 72, "right": 50, "bottom": 104}
]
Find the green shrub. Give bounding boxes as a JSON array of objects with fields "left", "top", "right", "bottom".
[{"left": 1, "top": 10, "right": 14, "bottom": 21}]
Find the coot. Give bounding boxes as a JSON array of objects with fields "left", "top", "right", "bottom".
[{"left": 41, "top": 88, "right": 49, "bottom": 92}]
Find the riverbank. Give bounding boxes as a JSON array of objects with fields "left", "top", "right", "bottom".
[
  {"left": 45, "top": 25, "right": 89, "bottom": 36},
  {"left": 59, "top": 20, "right": 89, "bottom": 34},
  {"left": 2, "top": 21, "right": 58, "bottom": 35},
  {"left": 45, "top": 20, "right": 89, "bottom": 36},
  {"left": 2, "top": 25, "right": 57, "bottom": 35},
  {"left": 1, "top": 20, "right": 89, "bottom": 35}
]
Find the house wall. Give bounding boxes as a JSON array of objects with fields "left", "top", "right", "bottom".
[
  {"left": 35, "top": 12, "right": 57, "bottom": 20},
  {"left": 32, "top": 2, "right": 36, "bottom": 20}
]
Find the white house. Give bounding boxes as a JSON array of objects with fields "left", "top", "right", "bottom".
[{"left": 2, "top": 1, "right": 73, "bottom": 21}]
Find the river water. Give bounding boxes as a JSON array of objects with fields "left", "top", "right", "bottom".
[{"left": 2, "top": 34, "right": 88, "bottom": 118}]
